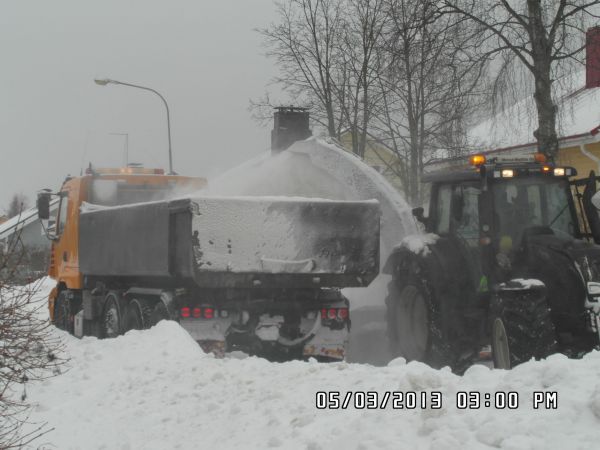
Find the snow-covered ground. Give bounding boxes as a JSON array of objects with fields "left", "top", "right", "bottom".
[{"left": 15, "top": 279, "right": 600, "bottom": 450}]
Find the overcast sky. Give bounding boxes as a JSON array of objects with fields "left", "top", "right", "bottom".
[{"left": 0, "top": 0, "right": 282, "bottom": 212}]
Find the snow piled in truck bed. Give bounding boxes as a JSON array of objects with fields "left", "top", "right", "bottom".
[
  {"left": 23, "top": 315, "right": 600, "bottom": 450},
  {"left": 206, "top": 137, "right": 417, "bottom": 263}
]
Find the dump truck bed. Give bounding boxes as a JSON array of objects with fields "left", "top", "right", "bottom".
[{"left": 79, "top": 196, "right": 380, "bottom": 289}]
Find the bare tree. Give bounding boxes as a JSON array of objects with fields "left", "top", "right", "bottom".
[
  {"left": 0, "top": 230, "right": 65, "bottom": 448},
  {"left": 370, "top": 0, "right": 486, "bottom": 203},
  {"left": 442, "top": 0, "right": 600, "bottom": 160},
  {"left": 259, "top": 0, "right": 346, "bottom": 137},
  {"left": 334, "top": 0, "right": 388, "bottom": 157},
  {"left": 7, "top": 193, "right": 29, "bottom": 219},
  {"left": 257, "top": 0, "right": 487, "bottom": 203}
]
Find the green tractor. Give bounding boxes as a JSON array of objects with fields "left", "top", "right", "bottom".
[{"left": 385, "top": 153, "right": 600, "bottom": 371}]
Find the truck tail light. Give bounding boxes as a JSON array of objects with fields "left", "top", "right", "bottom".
[
  {"left": 320, "top": 308, "right": 348, "bottom": 320},
  {"left": 180, "top": 307, "right": 191, "bottom": 318},
  {"left": 192, "top": 307, "right": 202, "bottom": 318},
  {"left": 204, "top": 307, "right": 214, "bottom": 319}
]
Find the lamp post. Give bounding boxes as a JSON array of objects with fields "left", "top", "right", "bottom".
[
  {"left": 109, "top": 132, "right": 129, "bottom": 166},
  {"left": 94, "top": 78, "right": 174, "bottom": 174}
]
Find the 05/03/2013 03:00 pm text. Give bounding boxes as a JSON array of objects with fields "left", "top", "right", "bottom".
[{"left": 315, "top": 391, "right": 558, "bottom": 410}]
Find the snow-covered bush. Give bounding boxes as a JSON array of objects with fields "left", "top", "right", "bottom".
[{"left": 0, "top": 233, "right": 65, "bottom": 448}]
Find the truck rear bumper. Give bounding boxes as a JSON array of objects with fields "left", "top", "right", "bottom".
[{"left": 179, "top": 304, "right": 349, "bottom": 361}]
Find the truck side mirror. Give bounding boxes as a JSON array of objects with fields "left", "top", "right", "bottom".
[
  {"left": 37, "top": 192, "right": 51, "bottom": 220},
  {"left": 412, "top": 207, "right": 426, "bottom": 224}
]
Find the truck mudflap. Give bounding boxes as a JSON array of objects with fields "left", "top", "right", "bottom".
[
  {"left": 302, "top": 326, "right": 348, "bottom": 360},
  {"left": 177, "top": 300, "right": 350, "bottom": 361}
]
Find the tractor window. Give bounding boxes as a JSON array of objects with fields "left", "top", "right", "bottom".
[
  {"left": 452, "top": 185, "right": 481, "bottom": 246},
  {"left": 493, "top": 178, "right": 574, "bottom": 244},
  {"left": 434, "top": 184, "right": 452, "bottom": 234}
]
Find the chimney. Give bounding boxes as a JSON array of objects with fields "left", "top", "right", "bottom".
[
  {"left": 586, "top": 27, "right": 600, "bottom": 89},
  {"left": 271, "top": 107, "right": 312, "bottom": 153}
]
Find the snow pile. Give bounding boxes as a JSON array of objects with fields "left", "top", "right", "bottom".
[
  {"left": 499, "top": 279, "right": 546, "bottom": 290},
  {"left": 395, "top": 233, "right": 440, "bottom": 256},
  {"left": 21, "top": 318, "right": 600, "bottom": 450}
]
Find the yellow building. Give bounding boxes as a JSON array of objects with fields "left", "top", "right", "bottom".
[
  {"left": 469, "top": 129, "right": 600, "bottom": 179},
  {"left": 339, "top": 131, "right": 405, "bottom": 192}
]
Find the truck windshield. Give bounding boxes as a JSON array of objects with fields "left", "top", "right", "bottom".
[
  {"left": 89, "top": 179, "right": 176, "bottom": 206},
  {"left": 492, "top": 177, "right": 575, "bottom": 243}
]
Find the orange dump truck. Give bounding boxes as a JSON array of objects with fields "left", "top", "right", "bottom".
[{"left": 37, "top": 166, "right": 380, "bottom": 361}]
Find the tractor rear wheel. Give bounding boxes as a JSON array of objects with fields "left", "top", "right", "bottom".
[
  {"left": 387, "top": 277, "right": 457, "bottom": 369},
  {"left": 491, "top": 284, "right": 557, "bottom": 369}
]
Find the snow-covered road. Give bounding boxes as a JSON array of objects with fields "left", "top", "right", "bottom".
[{"left": 17, "top": 282, "right": 600, "bottom": 450}]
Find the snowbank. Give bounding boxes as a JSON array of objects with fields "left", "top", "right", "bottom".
[
  {"left": 395, "top": 233, "right": 440, "bottom": 256},
  {"left": 23, "top": 318, "right": 600, "bottom": 450},
  {"left": 12, "top": 279, "right": 600, "bottom": 450}
]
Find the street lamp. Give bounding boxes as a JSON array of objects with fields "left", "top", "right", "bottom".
[
  {"left": 109, "top": 132, "right": 129, "bottom": 166},
  {"left": 94, "top": 78, "right": 175, "bottom": 174}
]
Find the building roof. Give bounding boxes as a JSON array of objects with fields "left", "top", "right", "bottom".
[{"left": 470, "top": 70, "right": 600, "bottom": 150}]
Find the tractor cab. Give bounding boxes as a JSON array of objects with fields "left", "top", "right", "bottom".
[{"left": 416, "top": 153, "right": 600, "bottom": 281}]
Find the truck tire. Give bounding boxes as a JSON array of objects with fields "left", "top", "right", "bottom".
[
  {"left": 54, "top": 291, "right": 73, "bottom": 333},
  {"left": 491, "top": 286, "right": 557, "bottom": 369},
  {"left": 101, "top": 292, "right": 124, "bottom": 338},
  {"left": 124, "top": 298, "right": 151, "bottom": 332},
  {"left": 387, "top": 277, "right": 457, "bottom": 369},
  {"left": 149, "top": 301, "right": 170, "bottom": 326}
]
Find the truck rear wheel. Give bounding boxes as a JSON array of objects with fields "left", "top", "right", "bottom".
[
  {"left": 54, "top": 291, "right": 73, "bottom": 333},
  {"left": 101, "top": 292, "right": 124, "bottom": 338},
  {"left": 491, "top": 284, "right": 557, "bottom": 369},
  {"left": 149, "top": 301, "right": 170, "bottom": 326},
  {"left": 124, "top": 298, "right": 150, "bottom": 331}
]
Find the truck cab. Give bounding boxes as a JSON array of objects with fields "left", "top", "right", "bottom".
[{"left": 37, "top": 166, "right": 206, "bottom": 321}]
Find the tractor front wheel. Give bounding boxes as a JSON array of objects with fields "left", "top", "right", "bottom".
[{"left": 491, "top": 282, "right": 557, "bottom": 369}]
